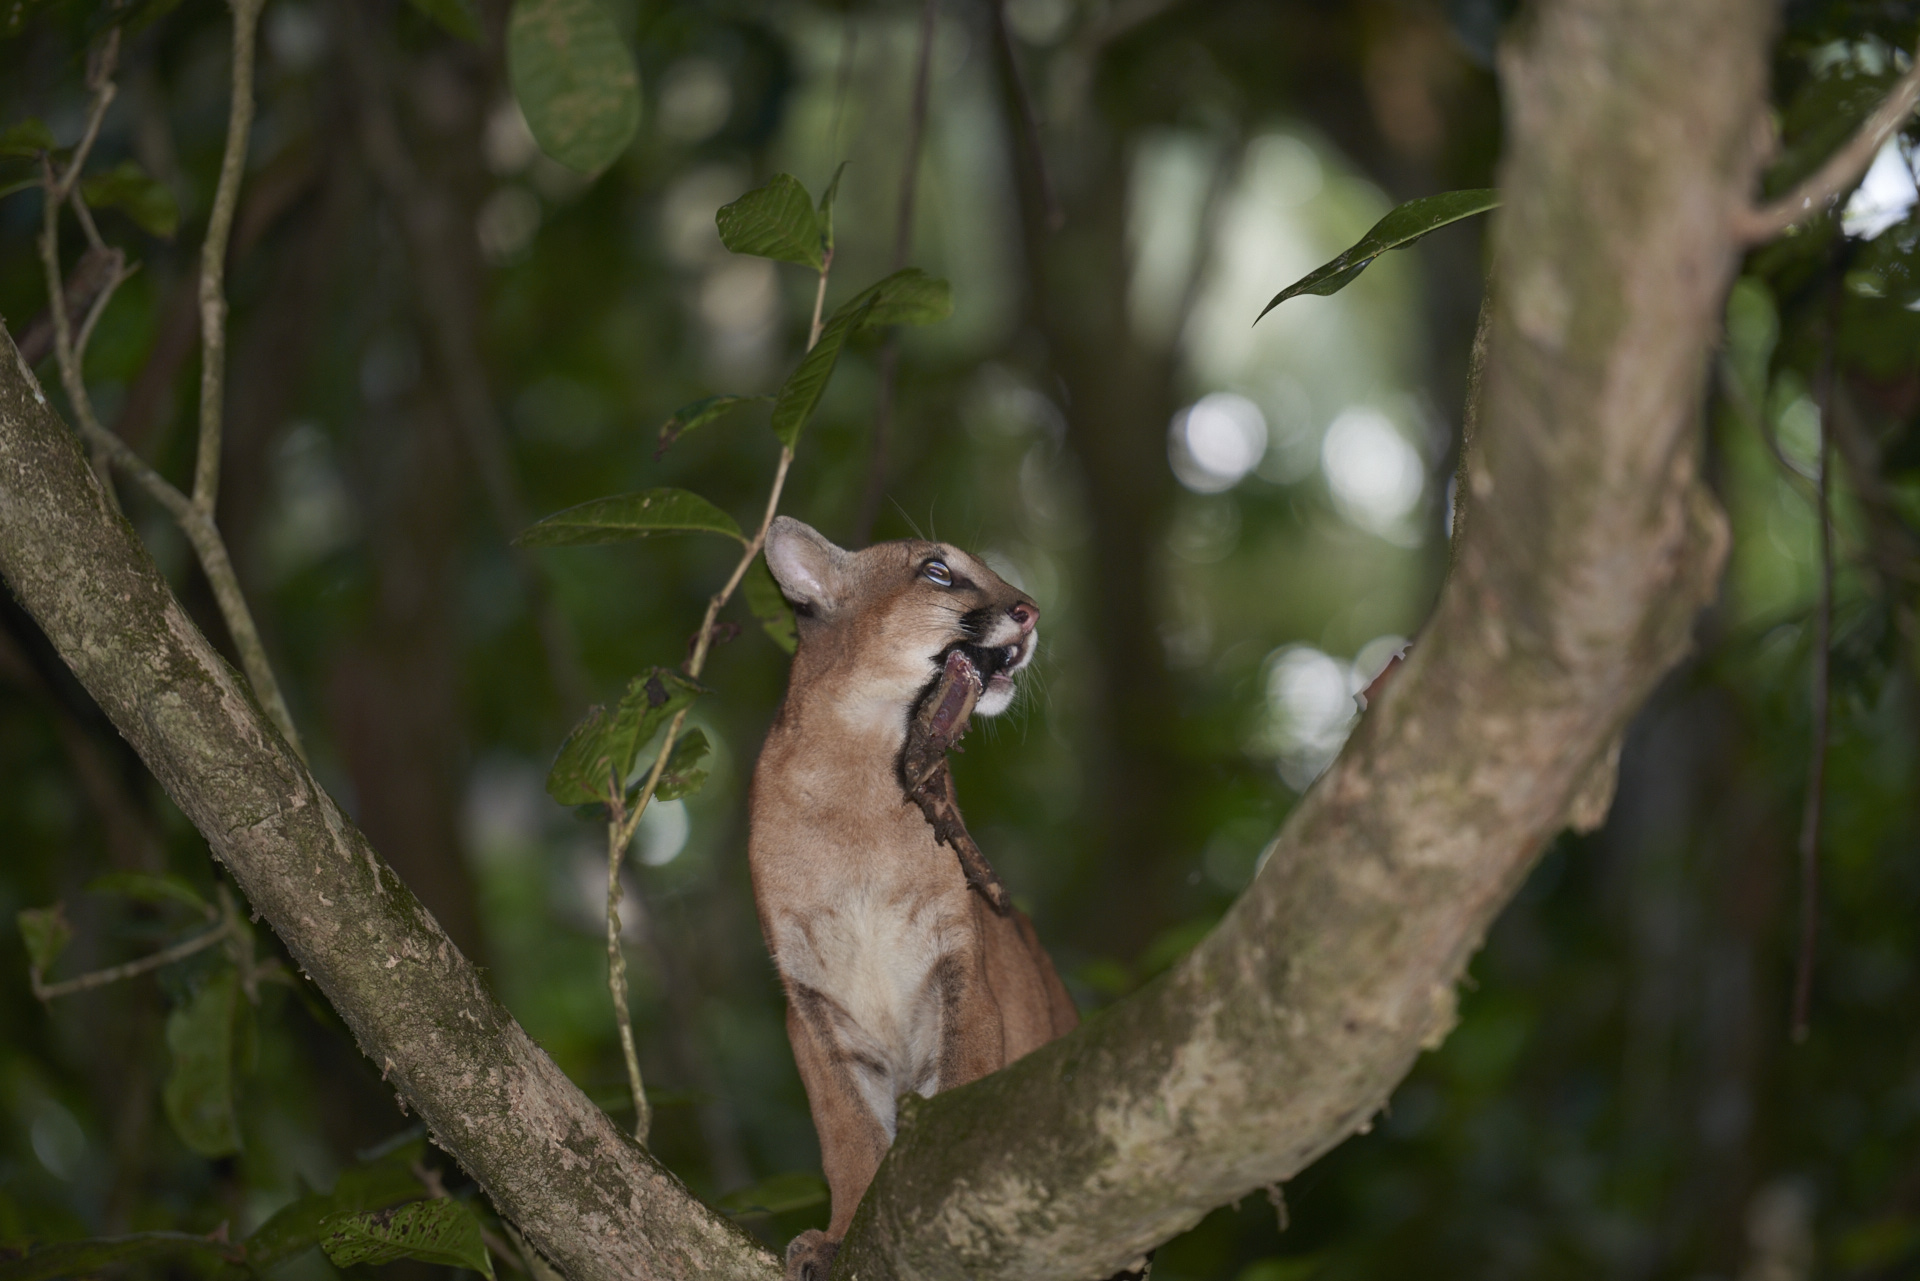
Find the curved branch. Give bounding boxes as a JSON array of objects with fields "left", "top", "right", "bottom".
[
  {"left": 835, "top": 1, "right": 1759, "bottom": 1275},
  {"left": 1732, "top": 42, "right": 1920, "bottom": 244},
  {"left": 0, "top": 322, "right": 779, "bottom": 1281}
]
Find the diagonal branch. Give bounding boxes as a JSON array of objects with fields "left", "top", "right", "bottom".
[
  {"left": 1732, "top": 42, "right": 1920, "bottom": 243},
  {"left": 0, "top": 318, "right": 781, "bottom": 1281}
]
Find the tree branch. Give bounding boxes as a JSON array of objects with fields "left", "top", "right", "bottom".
[
  {"left": 1732, "top": 42, "right": 1920, "bottom": 244},
  {"left": 834, "top": 1, "right": 1758, "bottom": 1274},
  {"left": 0, "top": 319, "right": 780, "bottom": 1281}
]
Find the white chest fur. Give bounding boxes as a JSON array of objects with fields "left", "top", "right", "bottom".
[{"left": 769, "top": 879, "right": 971, "bottom": 1136}]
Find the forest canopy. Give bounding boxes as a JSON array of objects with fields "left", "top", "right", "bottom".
[{"left": 2, "top": 1, "right": 1918, "bottom": 1279}]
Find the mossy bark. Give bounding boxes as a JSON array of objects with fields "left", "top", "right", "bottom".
[
  {"left": 833, "top": 2, "right": 1766, "bottom": 1277},
  {"left": 0, "top": 338, "right": 778, "bottom": 1281}
]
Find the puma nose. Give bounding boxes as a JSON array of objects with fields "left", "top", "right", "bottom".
[{"left": 1007, "top": 601, "right": 1037, "bottom": 634}]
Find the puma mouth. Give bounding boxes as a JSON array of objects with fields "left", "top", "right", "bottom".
[{"left": 946, "top": 635, "right": 1031, "bottom": 715}]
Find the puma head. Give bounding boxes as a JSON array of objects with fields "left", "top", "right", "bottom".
[{"left": 763, "top": 517, "right": 1040, "bottom": 724}]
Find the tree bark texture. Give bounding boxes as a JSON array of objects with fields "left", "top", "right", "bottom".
[
  {"left": 832, "top": 2, "right": 1762, "bottom": 1276},
  {"left": 0, "top": 340, "right": 777, "bottom": 1280},
  {"left": 0, "top": 0, "right": 1768, "bottom": 1277}
]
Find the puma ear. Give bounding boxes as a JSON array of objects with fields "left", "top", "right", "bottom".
[{"left": 764, "top": 517, "right": 847, "bottom": 613}]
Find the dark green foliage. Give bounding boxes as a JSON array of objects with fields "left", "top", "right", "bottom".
[
  {"left": 507, "top": 0, "right": 640, "bottom": 174},
  {"left": 656, "top": 393, "right": 772, "bottom": 458},
  {"left": 717, "top": 173, "right": 829, "bottom": 270},
  {"left": 1256, "top": 189, "right": 1499, "bottom": 319},
  {"left": 516, "top": 488, "right": 747, "bottom": 546},
  {"left": 546, "top": 668, "right": 704, "bottom": 805},
  {"left": 321, "top": 1198, "right": 495, "bottom": 1278},
  {"left": 77, "top": 160, "right": 176, "bottom": 237},
  {"left": 0, "top": 0, "right": 1914, "bottom": 1278},
  {"left": 652, "top": 727, "right": 711, "bottom": 801},
  {"left": 161, "top": 968, "right": 245, "bottom": 1157},
  {"left": 13, "top": 905, "right": 68, "bottom": 974}
]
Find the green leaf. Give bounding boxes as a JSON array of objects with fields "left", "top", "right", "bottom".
[
  {"left": 715, "top": 173, "right": 824, "bottom": 270},
  {"left": 860, "top": 266, "right": 953, "bottom": 329},
  {"left": 741, "top": 554, "right": 798, "bottom": 653},
  {"left": 655, "top": 393, "right": 771, "bottom": 458},
  {"left": 0, "top": 118, "right": 54, "bottom": 156},
  {"left": 652, "top": 728, "right": 710, "bottom": 801},
  {"left": 547, "top": 669, "right": 705, "bottom": 805},
  {"left": 244, "top": 1146, "right": 426, "bottom": 1272},
  {"left": 162, "top": 969, "right": 243, "bottom": 1158},
  {"left": 516, "top": 488, "right": 745, "bottom": 547},
  {"left": 80, "top": 160, "right": 179, "bottom": 238},
  {"left": 0, "top": 1232, "right": 235, "bottom": 1281},
  {"left": 320, "top": 1199, "right": 494, "bottom": 1279},
  {"left": 405, "top": 0, "right": 482, "bottom": 40},
  {"left": 818, "top": 161, "right": 848, "bottom": 258},
  {"left": 770, "top": 293, "right": 877, "bottom": 449},
  {"left": 717, "top": 1171, "right": 829, "bottom": 1217},
  {"left": 16, "top": 904, "right": 70, "bottom": 974},
  {"left": 507, "top": 0, "right": 640, "bottom": 175},
  {"left": 767, "top": 269, "right": 953, "bottom": 449},
  {"left": 87, "top": 871, "right": 214, "bottom": 918},
  {"left": 1255, "top": 188, "right": 1499, "bottom": 321}
]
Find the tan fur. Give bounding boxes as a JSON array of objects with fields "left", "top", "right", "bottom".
[{"left": 748, "top": 518, "right": 1078, "bottom": 1278}]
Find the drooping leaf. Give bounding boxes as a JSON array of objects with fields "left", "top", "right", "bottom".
[
  {"left": 741, "top": 554, "right": 798, "bottom": 653},
  {"left": 767, "top": 268, "right": 954, "bottom": 449},
  {"left": 717, "top": 1171, "right": 829, "bottom": 1217},
  {"left": 860, "top": 266, "right": 953, "bottom": 329},
  {"left": 770, "top": 293, "right": 878, "bottom": 449},
  {"left": 652, "top": 728, "right": 710, "bottom": 801},
  {"left": 516, "top": 488, "right": 745, "bottom": 547},
  {"left": 87, "top": 871, "right": 214, "bottom": 918},
  {"left": 244, "top": 1145, "right": 426, "bottom": 1272},
  {"left": 320, "top": 1199, "right": 494, "bottom": 1279},
  {"left": 507, "top": 0, "right": 640, "bottom": 175},
  {"left": 655, "top": 393, "right": 771, "bottom": 458},
  {"left": 0, "top": 118, "right": 54, "bottom": 156},
  {"left": 162, "top": 968, "right": 243, "bottom": 1158},
  {"left": 16, "top": 903, "right": 70, "bottom": 974},
  {"left": 1255, "top": 188, "right": 1500, "bottom": 321},
  {"left": 546, "top": 669, "right": 705, "bottom": 805},
  {"left": 715, "top": 173, "right": 824, "bottom": 270},
  {"left": 80, "top": 160, "right": 179, "bottom": 238},
  {"left": 404, "top": 0, "right": 482, "bottom": 40},
  {"left": 0, "top": 1231, "right": 236, "bottom": 1281},
  {"left": 818, "top": 161, "right": 848, "bottom": 257}
]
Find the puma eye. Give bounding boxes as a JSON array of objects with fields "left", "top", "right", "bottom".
[{"left": 923, "top": 560, "right": 952, "bottom": 587}]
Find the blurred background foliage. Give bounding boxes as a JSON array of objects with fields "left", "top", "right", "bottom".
[{"left": 0, "top": 0, "right": 1917, "bottom": 1277}]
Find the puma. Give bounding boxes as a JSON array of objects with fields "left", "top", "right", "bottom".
[{"left": 749, "top": 517, "right": 1078, "bottom": 1280}]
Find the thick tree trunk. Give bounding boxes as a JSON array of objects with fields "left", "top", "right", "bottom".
[{"left": 0, "top": 0, "right": 1766, "bottom": 1277}]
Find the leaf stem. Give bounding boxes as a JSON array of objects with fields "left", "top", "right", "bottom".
[
  {"left": 194, "top": 0, "right": 265, "bottom": 515},
  {"left": 32, "top": 919, "right": 232, "bottom": 1001},
  {"left": 599, "top": 254, "right": 828, "bottom": 1141}
]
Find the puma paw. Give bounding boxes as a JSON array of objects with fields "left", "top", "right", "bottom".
[{"left": 784, "top": 1229, "right": 839, "bottom": 1281}]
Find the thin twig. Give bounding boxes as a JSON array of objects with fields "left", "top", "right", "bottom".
[
  {"left": 194, "top": 0, "right": 266, "bottom": 514},
  {"left": 855, "top": 0, "right": 940, "bottom": 545},
  {"left": 606, "top": 784, "right": 651, "bottom": 1143},
  {"left": 988, "top": 0, "right": 1062, "bottom": 231},
  {"left": 1791, "top": 289, "right": 1839, "bottom": 1043},
  {"left": 31, "top": 920, "right": 231, "bottom": 1001},
  {"left": 1734, "top": 44, "right": 1920, "bottom": 244},
  {"left": 599, "top": 269, "right": 831, "bottom": 1142}
]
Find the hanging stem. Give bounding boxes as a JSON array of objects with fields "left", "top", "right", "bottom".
[{"left": 603, "top": 259, "right": 830, "bottom": 1143}]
